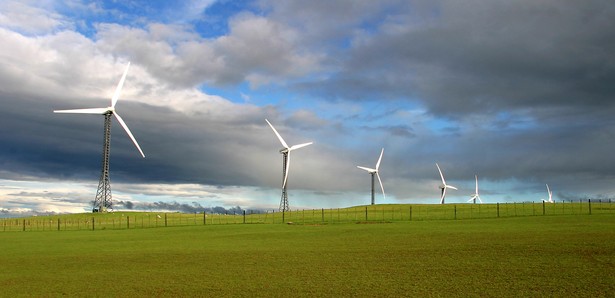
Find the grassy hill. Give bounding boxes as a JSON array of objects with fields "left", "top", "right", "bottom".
[{"left": 2, "top": 202, "right": 614, "bottom": 232}]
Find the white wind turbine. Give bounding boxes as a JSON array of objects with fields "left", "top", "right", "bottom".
[
  {"left": 357, "top": 148, "right": 385, "bottom": 205},
  {"left": 543, "top": 184, "right": 554, "bottom": 203},
  {"left": 265, "top": 119, "right": 313, "bottom": 212},
  {"left": 54, "top": 62, "right": 144, "bottom": 212},
  {"left": 436, "top": 163, "right": 457, "bottom": 204},
  {"left": 467, "top": 175, "right": 483, "bottom": 204}
]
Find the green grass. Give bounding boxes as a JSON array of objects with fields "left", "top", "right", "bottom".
[
  {"left": 3, "top": 202, "right": 614, "bottom": 231},
  {"left": 0, "top": 214, "right": 614, "bottom": 297}
]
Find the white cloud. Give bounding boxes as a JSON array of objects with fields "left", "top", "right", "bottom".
[{"left": 0, "top": 1, "right": 73, "bottom": 35}]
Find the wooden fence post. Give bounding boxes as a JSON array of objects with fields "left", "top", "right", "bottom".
[
  {"left": 57, "top": 218, "right": 61, "bottom": 231},
  {"left": 454, "top": 205, "right": 457, "bottom": 220},
  {"left": 165, "top": 213, "right": 168, "bottom": 227},
  {"left": 243, "top": 210, "right": 246, "bottom": 224},
  {"left": 497, "top": 203, "right": 500, "bottom": 218},
  {"left": 542, "top": 201, "right": 546, "bottom": 216},
  {"left": 409, "top": 206, "right": 412, "bottom": 221},
  {"left": 589, "top": 199, "right": 592, "bottom": 215}
]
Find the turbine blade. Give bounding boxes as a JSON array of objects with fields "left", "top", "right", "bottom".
[
  {"left": 376, "top": 148, "right": 384, "bottom": 170},
  {"left": 477, "top": 195, "right": 483, "bottom": 204},
  {"left": 289, "top": 142, "right": 313, "bottom": 151},
  {"left": 436, "top": 163, "right": 446, "bottom": 185},
  {"left": 376, "top": 172, "right": 385, "bottom": 199},
  {"left": 282, "top": 152, "right": 290, "bottom": 189},
  {"left": 475, "top": 175, "right": 479, "bottom": 193},
  {"left": 114, "top": 112, "right": 145, "bottom": 158},
  {"left": 357, "top": 166, "right": 376, "bottom": 173},
  {"left": 467, "top": 197, "right": 474, "bottom": 203},
  {"left": 265, "top": 119, "right": 289, "bottom": 149},
  {"left": 447, "top": 185, "right": 458, "bottom": 190},
  {"left": 111, "top": 62, "right": 130, "bottom": 108},
  {"left": 54, "top": 108, "right": 111, "bottom": 114}
]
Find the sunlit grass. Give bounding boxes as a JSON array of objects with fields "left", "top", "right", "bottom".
[{"left": 0, "top": 214, "right": 613, "bottom": 296}]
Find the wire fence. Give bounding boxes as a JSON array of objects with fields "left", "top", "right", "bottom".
[{"left": 1, "top": 200, "right": 614, "bottom": 232}]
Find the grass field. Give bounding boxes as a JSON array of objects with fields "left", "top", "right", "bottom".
[
  {"left": 0, "top": 213, "right": 613, "bottom": 297},
  {"left": 2, "top": 201, "right": 614, "bottom": 231}
]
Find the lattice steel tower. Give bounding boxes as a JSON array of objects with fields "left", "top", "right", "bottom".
[{"left": 93, "top": 112, "right": 113, "bottom": 212}]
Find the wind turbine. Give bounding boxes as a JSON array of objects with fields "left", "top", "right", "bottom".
[
  {"left": 357, "top": 148, "right": 385, "bottom": 205},
  {"left": 467, "top": 175, "right": 483, "bottom": 204},
  {"left": 543, "top": 184, "right": 554, "bottom": 203},
  {"left": 436, "top": 163, "right": 457, "bottom": 204},
  {"left": 54, "top": 62, "right": 144, "bottom": 212},
  {"left": 265, "top": 119, "right": 312, "bottom": 212}
]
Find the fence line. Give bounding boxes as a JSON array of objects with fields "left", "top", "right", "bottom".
[{"left": 1, "top": 200, "right": 613, "bottom": 232}]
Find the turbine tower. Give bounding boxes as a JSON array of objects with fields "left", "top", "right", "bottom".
[
  {"left": 54, "top": 62, "right": 145, "bottom": 212},
  {"left": 357, "top": 148, "right": 385, "bottom": 205},
  {"left": 543, "top": 184, "right": 554, "bottom": 203},
  {"left": 467, "top": 174, "right": 483, "bottom": 204},
  {"left": 265, "top": 119, "right": 312, "bottom": 212},
  {"left": 436, "top": 163, "right": 457, "bottom": 204}
]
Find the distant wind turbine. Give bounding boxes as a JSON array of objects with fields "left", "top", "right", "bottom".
[
  {"left": 467, "top": 175, "right": 483, "bottom": 204},
  {"left": 436, "top": 163, "right": 457, "bottom": 204},
  {"left": 265, "top": 119, "right": 312, "bottom": 212},
  {"left": 357, "top": 148, "right": 385, "bottom": 205},
  {"left": 54, "top": 62, "right": 145, "bottom": 212},
  {"left": 543, "top": 184, "right": 554, "bottom": 203}
]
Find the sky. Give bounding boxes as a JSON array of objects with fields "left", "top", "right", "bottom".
[{"left": 1, "top": 0, "right": 615, "bottom": 216}]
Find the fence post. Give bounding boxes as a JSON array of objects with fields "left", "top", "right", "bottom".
[
  {"left": 454, "top": 205, "right": 457, "bottom": 220},
  {"left": 542, "top": 201, "right": 546, "bottom": 216},
  {"left": 92, "top": 217, "right": 95, "bottom": 231},
  {"left": 57, "top": 218, "right": 61, "bottom": 231},
  {"left": 243, "top": 210, "right": 246, "bottom": 224},
  {"left": 409, "top": 206, "right": 412, "bottom": 221},
  {"left": 127, "top": 216, "right": 130, "bottom": 229},
  {"left": 322, "top": 208, "right": 324, "bottom": 222},
  {"left": 165, "top": 213, "right": 168, "bottom": 227},
  {"left": 23, "top": 219, "right": 26, "bottom": 231},
  {"left": 589, "top": 199, "right": 592, "bottom": 215},
  {"left": 497, "top": 203, "right": 500, "bottom": 218},
  {"left": 365, "top": 206, "right": 368, "bottom": 221},
  {"left": 204, "top": 212, "right": 207, "bottom": 225},
  {"left": 282, "top": 210, "right": 285, "bottom": 223}
]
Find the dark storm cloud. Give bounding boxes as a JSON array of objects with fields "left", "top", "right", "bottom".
[
  {"left": 3, "top": 97, "right": 250, "bottom": 186},
  {"left": 296, "top": 0, "right": 615, "bottom": 117},
  {"left": 0, "top": 90, "right": 329, "bottom": 191}
]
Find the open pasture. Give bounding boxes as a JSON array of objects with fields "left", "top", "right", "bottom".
[
  {"left": 0, "top": 214, "right": 614, "bottom": 297},
  {"left": 2, "top": 201, "right": 614, "bottom": 231}
]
